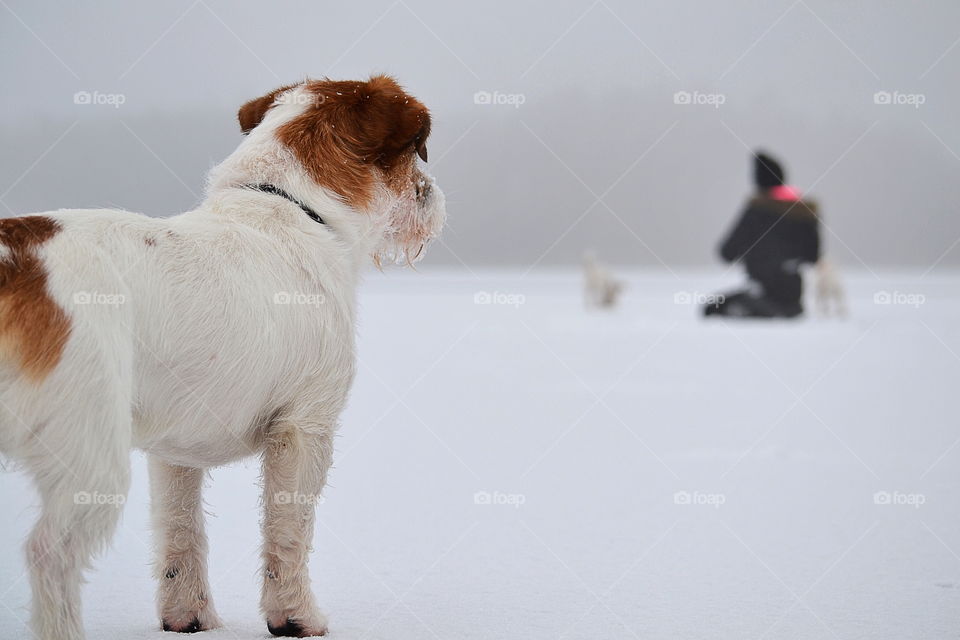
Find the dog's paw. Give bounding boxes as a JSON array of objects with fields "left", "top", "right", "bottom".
[
  {"left": 161, "top": 603, "right": 223, "bottom": 633},
  {"left": 163, "top": 617, "right": 202, "bottom": 633},
  {"left": 266, "top": 612, "right": 328, "bottom": 637}
]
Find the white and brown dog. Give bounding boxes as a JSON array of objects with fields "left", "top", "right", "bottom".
[{"left": 0, "top": 75, "right": 445, "bottom": 639}]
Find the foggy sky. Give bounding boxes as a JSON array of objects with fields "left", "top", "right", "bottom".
[{"left": 1, "top": 0, "right": 958, "bottom": 269}]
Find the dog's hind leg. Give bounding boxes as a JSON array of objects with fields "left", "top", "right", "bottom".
[
  {"left": 22, "top": 395, "right": 131, "bottom": 640},
  {"left": 260, "top": 418, "right": 333, "bottom": 638},
  {"left": 149, "top": 457, "right": 223, "bottom": 633}
]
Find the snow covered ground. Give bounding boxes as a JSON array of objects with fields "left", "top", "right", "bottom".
[{"left": 1, "top": 268, "right": 958, "bottom": 639}]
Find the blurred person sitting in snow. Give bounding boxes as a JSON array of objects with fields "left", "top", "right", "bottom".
[{"left": 704, "top": 151, "right": 820, "bottom": 318}]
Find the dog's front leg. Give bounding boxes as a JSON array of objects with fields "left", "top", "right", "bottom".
[
  {"left": 148, "top": 457, "right": 223, "bottom": 633},
  {"left": 261, "top": 420, "right": 333, "bottom": 638}
]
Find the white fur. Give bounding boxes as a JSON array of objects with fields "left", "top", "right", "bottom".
[
  {"left": 0, "top": 87, "right": 445, "bottom": 639},
  {"left": 583, "top": 251, "right": 624, "bottom": 309},
  {"left": 814, "top": 258, "right": 847, "bottom": 318}
]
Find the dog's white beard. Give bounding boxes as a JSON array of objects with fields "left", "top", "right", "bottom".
[{"left": 373, "top": 178, "right": 446, "bottom": 267}]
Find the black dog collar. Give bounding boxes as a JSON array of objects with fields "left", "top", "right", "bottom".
[{"left": 244, "top": 184, "right": 324, "bottom": 225}]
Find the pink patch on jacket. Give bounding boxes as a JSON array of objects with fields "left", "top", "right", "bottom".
[{"left": 769, "top": 185, "right": 802, "bottom": 201}]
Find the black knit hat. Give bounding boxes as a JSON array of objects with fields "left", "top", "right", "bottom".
[{"left": 753, "top": 151, "right": 785, "bottom": 190}]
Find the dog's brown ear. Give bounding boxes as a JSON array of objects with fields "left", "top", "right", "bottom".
[
  {"left": 238, "top": 84, "right": 297, "bottom": 134},
  {"left": 367, "top": 76, "right": 430, "bottom": 162},
  {"left": 294, "top": 74, "right": 430, "bottom": 165}
]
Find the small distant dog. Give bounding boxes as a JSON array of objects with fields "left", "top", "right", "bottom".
[
  {"left": 583, "top": 251, "right": 624, "bottom": 309},
  {"left": 0, "top": 76, "right": 445, "bottom": 639},
  {"left": 814, "top": 258, "right": 847, "bottom": 317}
]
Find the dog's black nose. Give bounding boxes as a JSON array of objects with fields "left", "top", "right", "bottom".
[{"left": 162, "top": 617, "right": 202, "bottom": 633}]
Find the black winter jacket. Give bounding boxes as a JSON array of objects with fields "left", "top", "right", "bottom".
[{"left": 719, "top": 195, "right": 820, "bottom": 266}]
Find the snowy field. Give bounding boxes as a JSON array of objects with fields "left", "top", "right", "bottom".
[{"left": 1, "top": 268, "right": 958, "bottom": 639}]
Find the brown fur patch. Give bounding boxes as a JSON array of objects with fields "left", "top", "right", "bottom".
[
  {"left": 239, "top": 75, "right": 431, "bottom": 210},
  {"left": 0, "top": 216, "right": 70, "bottom": 381},
  {"left": 238, "top": 83, "right": 299, "bottom": 135}
]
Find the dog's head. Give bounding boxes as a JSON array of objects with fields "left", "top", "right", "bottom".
[{"left": 236, "top": 75, "right": 445, "bottom": 265}]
